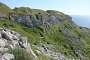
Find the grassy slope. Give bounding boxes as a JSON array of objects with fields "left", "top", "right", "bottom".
[
  {"left": 0, "top": 3, "right": 90, "bottom": 60},
  {"left": 0, "top": 2, "right": 12, "bottom": 14},
  {"left": 0, "top": 19, "right": 54, "bottom": 60},
  {"left": 0, "top": 18, "right": 90, "bottom": 60}
]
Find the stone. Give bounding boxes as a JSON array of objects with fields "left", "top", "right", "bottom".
[
  {"left": 1, "top": 53, "right": 14, "bottom": 60},
  {"left": 19, "top": 37, "right": 28, "bottom": 48},
  {"left": 0, "top": 39, "right": 6, "bottom": 47},
  {"left": 0, "top": 48, "right": 8, "bottom": 53}
]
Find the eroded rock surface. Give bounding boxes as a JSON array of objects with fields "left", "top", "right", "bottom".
[{"left": 0, "top": 28, "right": 37, "bottom": 60}]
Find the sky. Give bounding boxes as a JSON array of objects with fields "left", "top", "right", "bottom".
[{"left": 0, "top": 0, "right": 90, "bottom": 15}]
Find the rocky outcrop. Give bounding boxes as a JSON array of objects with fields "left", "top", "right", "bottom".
[
  {"left": 9, "top": 10, "right": 73, "bottom": 29},
  {"left": 0, "top": 28, "right": 37, "bottom": 60},
  {"left": 35, "top": 44, "right": 76, "bottom": 60},
  {"left": 36, "top": 45, "right": 69, "bottom": 60}
]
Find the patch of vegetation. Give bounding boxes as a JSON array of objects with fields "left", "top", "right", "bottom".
[
  {"left": 9, "top": 48, "right": 32, "bottom": 60},
  {"left": 0, "top": 2, "right": 12, "bottom": 14},
  {"left": 13, "top": 7, "right": 32, "bottom": 15},
  {"left": 31, "top": 9, "right": 47, "bottom": 14},
  {"left": 37, "top": 54, "right": 54, "bottom": 60}
]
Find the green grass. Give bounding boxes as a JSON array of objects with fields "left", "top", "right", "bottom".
[
  {"left": 31, "top": 9, "right": 47, "bottom": 14},
  {"left": 0, "top": 18, "right": 90, "bottom": 59},
  {"left": 9, "top": 48, "right": 32, "bottom": 60},
  {"left": 0, "top": 2, "right": 12, "bottom": 14},
  {"left": 0, "top": 5, "right": 90, "bottom": 59},
  {"left": 37, "top": 54, "right": 54, "bottom": 60},
  {"left": 13, "top": 7, "right": 32, "bottom": 15}
]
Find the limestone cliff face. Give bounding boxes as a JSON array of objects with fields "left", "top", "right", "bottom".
[{"left": 8, "top": 10, "right": 73, "bottom": 28}]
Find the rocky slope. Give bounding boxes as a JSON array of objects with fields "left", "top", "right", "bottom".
[
  {"left": 0, "top": 2, "right": 90, "bottom": 60},
  {"left": 0, "top": 28, "right": 37, "bottom": 60}
]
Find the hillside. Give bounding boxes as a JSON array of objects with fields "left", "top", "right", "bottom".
[
  {"left": 0, "top": 2, "right": 90, "bottom": 60},
  {"left": 0, "top": 2, "right": 12, "bottom": 14}
]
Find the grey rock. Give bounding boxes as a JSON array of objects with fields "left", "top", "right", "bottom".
[
  {"left": 9, "top": 10, "right": 73, "bottom": 29},
  {"left": 36, "top": 45, "right": 75, "bottom": 60},
  {"left": 0, "top": 28, "right": 37, "bottom": 60},
  {"left": 0, "top": 39, "right": 6, "bottom": 47},
  {"left": 0, "top": 53, "right": 14, "bottom": 60}
]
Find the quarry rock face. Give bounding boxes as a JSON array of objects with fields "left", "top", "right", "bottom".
[{"left": 0, "top": 28, "right": 37, "bottom": 60}]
